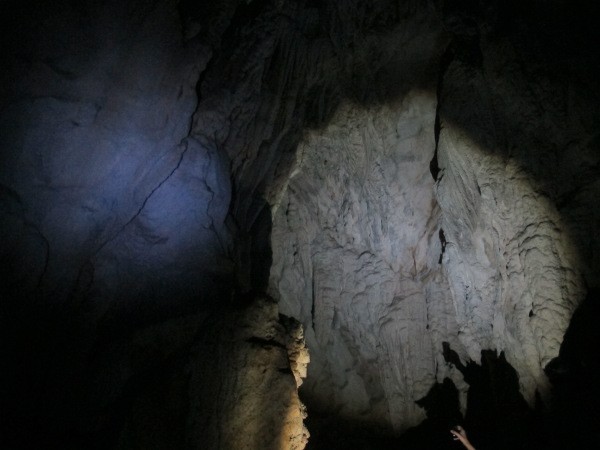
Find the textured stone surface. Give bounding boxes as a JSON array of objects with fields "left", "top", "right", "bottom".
[
  {"left": 70, "top": 297, "right": 309, "bottom": 450},
  {"left": 434, "top": 0, "right": 594, "bottom": 403},
  {"left": 186, "top": 296, "right": 309, "bottom": 450},
  {"left": 270, "top": 94, "right": 469, "bottom": 432},
  {"left": 0, "top": 1, "right": 303, "bottom": 447},
  {"left": 270, "top": 0, "right": 597, "bottom": 435},
  {"left": 0, "top": 0, "right": 231, "bottom": 314},
  {"left": 435, "top": 126, "right": 584, "bottom": 403}
]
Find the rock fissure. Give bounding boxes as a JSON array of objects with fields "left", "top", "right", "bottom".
[
  {"left": 74, "top": 138, "right": 193, "bottom": 290},
  {"left": 431, "top": 44, "right": 455, "bottom": 182}
]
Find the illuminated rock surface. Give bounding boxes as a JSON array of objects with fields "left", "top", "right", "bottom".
[
  {"left": 270, "top": 95, "right": 468, "bottom": 432},
  {"left": 1, "top": 1, "right": 599, "bottom": 449}
]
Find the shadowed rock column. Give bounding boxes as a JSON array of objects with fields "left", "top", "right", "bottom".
[{"left": 186, "top": 296, "right": 309, "bottom": 450}]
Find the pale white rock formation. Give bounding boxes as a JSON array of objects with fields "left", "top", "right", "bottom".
[
  {"left": 270, "top": 81, "right": 586, "bottom": 433},
  {"left": 435, "top": 114, "right": 585, "bottom": 404},
  {"left": 270, "top": 92, "right": 469, "bottom": 432},
  {"left": 433, "top": 13, "right": 591, "bottom": 404}
]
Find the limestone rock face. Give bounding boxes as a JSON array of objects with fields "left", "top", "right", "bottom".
[
  {"left": 434, "top": 0, "right": 593, "bottom": 403},
  {"left": 81, "top": 297, "right": 309, "bottom": 450},
  {"left": 435, "top": 126, "right": 584, "bottom": 403},
  {"left": 269, "top": 0, "right": 595, "bottom": 436},
  {"left": 0, "top": 0, "right": 231, "bottom": 316},
  {"left": 270, "top": 93, "right": 468, "bottom": 432},
  {"left": 187, "top": 297, "right": 309, "bottom": 450},
  {"left": 0, "top": 1, "right": 297, "bottom": 447},
  {"left": 282, "top": 314, "right": 311, "bottom": 388}
]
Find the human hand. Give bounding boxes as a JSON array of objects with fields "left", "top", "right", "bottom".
[
  {"left": 450, "top": 425, "right": 467, "bottom": 441},
  {"left": 450, "top": 426, "right": 475, "bottom": 450}
]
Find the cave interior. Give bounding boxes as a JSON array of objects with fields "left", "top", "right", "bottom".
[{"left": 1, "top": 0, "right": 599, "bottom": 449}]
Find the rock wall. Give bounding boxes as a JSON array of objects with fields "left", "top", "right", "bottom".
[
  {"left": 0, "top": 1, "right": 308, "bottom": 448},
  {"left": 435, "top": 0, "right": 593, "bottom": 403},
  {"left": 270, "top": 0, "right": 597, "bottom": 437},
  {"left": 0, "top": 0, "right": 230, "bottom": 312},
  {"left": 186, "top": 296, "right": 309, "bottom": 450},
  {"left": 269, "top": 94, "right": 469, "bottom": 432}
]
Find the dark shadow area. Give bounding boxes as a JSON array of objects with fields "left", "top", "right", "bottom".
[
  {"left": 442, "top": 343, "right": 540, "bottom": 450},
  {"left": 302, "top": 347, "right": 541, "bottom": 450},
  {"left": 0, "top": 294, "right": 203, "bottom": 450},
  {"left": 544, "top": 287, "right": 600, "bottom": 449},
  {"left": 304, "top": 406, "right": 398, "bottom": 450},
  {"left": 396, "top": 378, "right": 464, "bottom": 450},
  {"left": 437, "top": 302, "right": 600, "bottom": 450},
  {"left": 239, "top": 197, "right": 273, "bottom": 294}
]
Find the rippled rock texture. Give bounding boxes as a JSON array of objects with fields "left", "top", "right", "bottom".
[
  {"left": 270, "top": 94, "right": 468, "bottom": 432},
  {"left": 269, "top": 0, "right": 597, "bottom": 440}
]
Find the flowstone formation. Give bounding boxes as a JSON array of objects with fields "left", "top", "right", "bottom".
[
  {"left": 270, "top": 93, "right": 468, "bottom": 432},
  {"left": 434, "top": 0, "right": 592, "bottom": 404},
  {"left": 435, "top": 127, "right": 583, "bottom": 403},
  {"left": 270, "top": 1, "right": 593, "bottom": 431}
]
